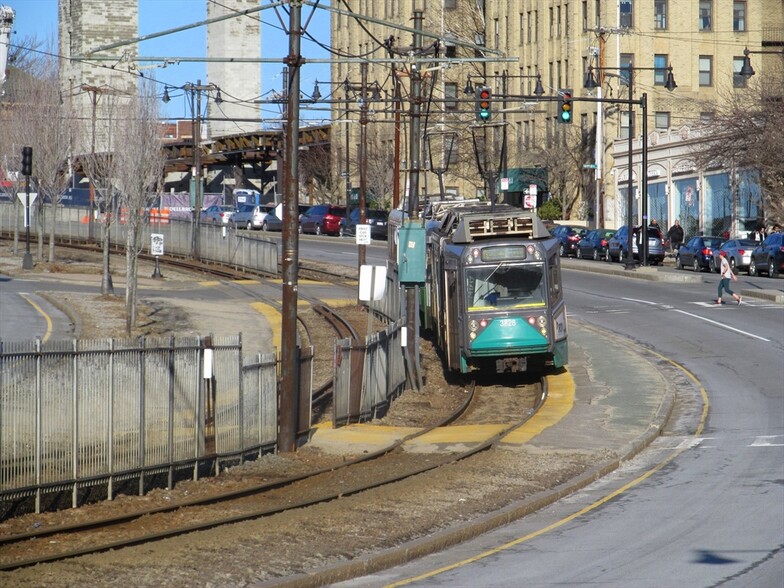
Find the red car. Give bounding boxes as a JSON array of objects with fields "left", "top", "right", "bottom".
[{"left": 299, "top": 204, "right": 346, "bottom": 236}]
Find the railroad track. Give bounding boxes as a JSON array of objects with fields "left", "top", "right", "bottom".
[{"left": 0, "top": 377, "right": 545, "bottom": 571}]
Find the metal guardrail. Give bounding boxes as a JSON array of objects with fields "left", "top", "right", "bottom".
[
  {"left": 0, "top": 202, "right": 278, "bottom": 275},
  {"left": 0, "top": 334, "right": 279, "bottom": 515}
]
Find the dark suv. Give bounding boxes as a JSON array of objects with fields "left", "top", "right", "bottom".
[
  {"left": 299, "top": 204, "right": 346, "bottom": 236},
  {"left": 607, "top": 225, "right": 666, "bottom": 265},
  {"left": 749, "top": 232, "right": 784, "bottom": 277},
  {"left": 340, "top": 208, "right": 389, "bottom": 240},
  {"left": 550, "top": 225, "right": 587, "bottom": 257}
]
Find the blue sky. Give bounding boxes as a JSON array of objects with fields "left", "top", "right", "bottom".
[{"left": 7, "top": 0, "right": 331, "bottom": 122}]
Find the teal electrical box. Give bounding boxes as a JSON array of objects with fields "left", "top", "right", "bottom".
[{"left": 397, "top": 221, "right": 426, "bottom": 284}]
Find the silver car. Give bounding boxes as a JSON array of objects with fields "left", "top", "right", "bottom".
[
  {"left": 710, "top": 238, "right": 758, "bottom": 273},
  {"left": 200, "top": 204, "right": 235, "bottom": 225},
  {"left": 232, "top": 204, "right": 267, "bottom": 230}
]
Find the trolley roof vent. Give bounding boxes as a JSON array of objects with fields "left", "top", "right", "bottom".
[{"left": 443, "top": 205, "right": 550, "bottom": 243}]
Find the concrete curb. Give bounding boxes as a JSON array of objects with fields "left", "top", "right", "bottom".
[
  {"left": 262, "top": 344, "right": 677, "bottom": 588},
  {"left": 37, "top": 291, "right": 83, "bottom": 338}
]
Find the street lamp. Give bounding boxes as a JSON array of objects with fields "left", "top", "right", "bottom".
[
  {"left": 585, "top": 63, "right": 676, "bottom": 268},
  {"left": 162, "top": 81, "right": 223, "bottom": 259},
  {"left": 739, "top": 46, "right": 784, "bottom": 79},
  {"left": 425, "top": 130, "right": 457, "bottom": 199}
]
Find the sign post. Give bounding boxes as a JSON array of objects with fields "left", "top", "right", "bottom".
[{"left": 150, "top": 233, "right": 164, "bottom": 278}]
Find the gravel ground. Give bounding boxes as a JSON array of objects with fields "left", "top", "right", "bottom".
[{"left": 0, "top": 243, "right": 604, "bottom": 587}]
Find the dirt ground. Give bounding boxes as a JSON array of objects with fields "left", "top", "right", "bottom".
[{"left": 0, "top": 243, "right": 601, "bottom": 587}]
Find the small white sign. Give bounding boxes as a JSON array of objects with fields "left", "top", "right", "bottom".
[
  {"left": 501, "top": 177, "right": 509, "bottom": 191},
  {"left": 358, "top": 265, "right": 387, "bottom": 301},
  {"left": 529, "top": 183, "right": 538, "bottom": 196},
  {"left": 16, "top": 192, "right": 38, "bottom": 206},
  {"left": 355, "top": 224, "right": 372, "bottom": 245},
  {"left": 523, "top": 193, "right": 536, "bottom": 209},
  {"left": 151, "top": 233, "right": 165, "bottom": 256}
]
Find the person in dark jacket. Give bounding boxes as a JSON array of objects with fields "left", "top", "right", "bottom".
[{"left": 667, "top": 219, "right": 684, "bottom": 252}]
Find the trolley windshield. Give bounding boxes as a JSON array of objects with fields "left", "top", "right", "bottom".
[{"left": 466, "top": 263, "right": 546, "bottom": 309}]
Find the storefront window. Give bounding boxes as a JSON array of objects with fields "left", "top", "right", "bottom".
[
  {"left": 704, "top": 173, "right": 731, "bottom": 236},
  {"left": 673, "top": 178, "right": 699, "bottom": 239},
  {"left": 648, "top": 182, "right": 668, "bottom": 230}
]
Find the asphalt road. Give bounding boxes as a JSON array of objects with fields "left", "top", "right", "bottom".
[{"left": 333, "top": 264, "right": 784, "bottom": 588}]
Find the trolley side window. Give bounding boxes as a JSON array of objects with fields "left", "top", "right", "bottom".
[
  {"left": 549, "top": 255, "right": 562, "bottom": 304},
  {"left": 466, "top": 263, "right": 546, "bottom": 309}
]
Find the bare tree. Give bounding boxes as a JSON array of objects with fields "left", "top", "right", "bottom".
[
  {"left": 81, "top": 88, "right": 125, "bottom": 295},
  {"left": 112, "top": 80, "right": 166, "bottom": 333},
  {"left": 690, "top": 75, "right": 784, "bottom": 226}
]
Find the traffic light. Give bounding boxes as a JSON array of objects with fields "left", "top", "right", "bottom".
[
  {"left": 21, "top": 146, "right": 33, "bottom": 176},
  {"left": 475, "top": 86, "right": 492, "bottom": 122},
  {"left": 558, "top": 89, "right": 573, "bottom": 124}
]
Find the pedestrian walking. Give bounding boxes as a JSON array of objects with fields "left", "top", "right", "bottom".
[
  {"left": 717, "top": 250, "right": 741, "bottom": 305},
  {"left": 667, "top": 219, "right": 684, "bottom": 252}
]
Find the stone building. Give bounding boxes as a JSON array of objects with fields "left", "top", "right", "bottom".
[{"left": 331, "top": 1, "right": 783, "bottom": 235}]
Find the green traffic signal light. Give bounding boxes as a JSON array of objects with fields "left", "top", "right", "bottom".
[
  {"left": 475, "top": 86, "right": 492, "bottom": 122},
  {"left": 558, "top": 89, "right": 573, "bottom": 124}
]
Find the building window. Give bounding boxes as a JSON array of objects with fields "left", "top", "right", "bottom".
[
  {"left": 733, "top": 57, "right": 748, "bottom": 88},
  {"left": 654, "top": 0, "right": 667, "bottom": 29},
  {"left": 655, "top": 112, "right": 670, "bottom": 129},
  {"left": 700, "top": 111, "right": 715, "bottom": 124},
  {"left": 444, "top": 0, "right": 456, "bottom": 8},
  {"left": 620, "top": 53, "right": 634, "bottom": 87},
  {"left": 699, "top": 55, "right": 713, "bottom": 86},
  {"left": 445, "top": 44, "right": 456, "bottom": 58},
  {"left": 527, "top": 11, "right": 532, "bottom": 43},
  {"left": 446, "top": 136, "right": 458, "bottom": 165},
  {"left": 654, "top": 54, "right": 668, "bottom": 85},
  {"left": 733, "top": 1, "right": 746, "bottom": 32},
  {"left": 557, "top": 5, "right": 562, "bottom": 37},
  {"left": 620, "top": 0, "right": 633, "bottom": 28},
  {"left": 445, "top": 82, "right": 458, "bottom": 111},
  {"left": 549, "top": 7, "right": 554, "bottom": 38},
  {"left": 565, "top": 3, "right": 570, "bottom": 37},
  {"left": 582, "top": 1, "right": 588, "bottom": 30},
  {"left": 519, "top": 13, "right": 524, "bottom": 46},
  {"left": 699, "top": 0, "right": 712, "bottom": 31},
  {"left": 595, "top": 0, "right": 600, "bottom": 28},
  {"left": 621, "top": 110, "right": 632, "bottom": 140}
]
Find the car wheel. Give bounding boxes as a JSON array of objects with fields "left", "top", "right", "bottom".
[
  {"left": 618, "top": 248, "right": 625, "bottom": 263},
  {"left": 749, "top": 259, "right": 757, "bottom": 276},
  {"left": 769, "top": 257, "right": 778, "bottom": 278},
  {"left": 246, "top": 221, "right": 253, "bottom": 231},
  {"left": 593, "top": 248, "right": 600, "bottom": 261},
  {"left": 262, "top": 221, "right": 269, "bottom": 231},
  {"left": 676, "top": 254, "right": 683, "bottom": 269},
  {"left": 709, "top": 258, "right": 717, "bottom": 273},
  {"left": 559, "top": 243, "right": 565, "bottom": 257},
  {"left": 298, "top": 223, "right": 302, "bottom": 234},
  {"left": 315, "top": 224, "right": 322, "bottom": 236},
  {"left": 729, "top": 257, "right": 736, "bottom": 272},
  {"left": 339, "top": 225, "right": 345, "bottom": 237},
  {"left": 693, "top": 258, "right": 701, "bottom": 273}
]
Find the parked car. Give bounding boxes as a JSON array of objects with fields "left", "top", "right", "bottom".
[
  {"left": 340, "top": 208, "right": 389, "bottom": 240},
  {"left": 676, "top": 236, "right": 725, "bottom": 272},
  {"left": 259, "top": 207, "right": 282, "bottom": 232},
  {"left": 200, "top": 204, "right": 235, "bottom": 225},
  {"left": 550, "top": 224, "right": 587, "bottom": 257},
  {"left": 299, "top": 204, "right": 346, "bottom": 236},
  {"left": 710, "top": 238, "right": 758, "bottom": 273},
  {"left": 232, "top": 204, "right": 268, "bottom": 230},
  {"left": 577, "top": 228, "right": 616, "bottom": 261},
  {"left": 607, "top": 225, "right": 666, "bottom": 265},
  {"left": 748, "top": 231, "right": 784, "bottom": 277}
]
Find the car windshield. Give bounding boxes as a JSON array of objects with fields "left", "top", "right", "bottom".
[
  {"left": 238, "top": 205, "right": 254, "bottom": 212},
  {"left": 704, "top": 238, "right": 724, "bottom": 248},
  {"left": 465, "top": 263, "right": 546, "bottom": 309}
]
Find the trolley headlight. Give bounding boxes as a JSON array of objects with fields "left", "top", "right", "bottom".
[
  {"left": 537, "top": 315, "right": 546, "bottom": 327},
  {"left": 469, "top": 331, "right": 477, "bottom": 340},
  {"left": 527, "top": 316, "right": 536, "bottom": 326},
  {"left": 469, "top": 319, "right": 478, "bottom": 331},
  {"left": 540, "top": 328, "right": 547, "bottom": 336}
]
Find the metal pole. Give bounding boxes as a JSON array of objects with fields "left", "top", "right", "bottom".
[
  {"left": 22, "top": 173, "right": 33, "bottom": 269},
  {"left": 625, "top": 67, "right": 635, "bottom": 270},
  {"left": 194, "top": 83, "right": 203, "bottom": 260},
  {"left": 278, "top": 1, "right": 303, "bottom": 453},
  {"left": 344, "top": 80, "right": 351, "bottom": 208},
  {"left": 358, "top": 62, "right": 368, "bottom": 270},
  {"left": 641, "top": 92, "right": 649, "bottom": 266}
]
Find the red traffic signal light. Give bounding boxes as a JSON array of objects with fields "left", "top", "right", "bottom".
[
  {"left": 558, "top": 89, "right": 573, "bottom": 124},
  {"left": 475, "top": 86, "right": 492, "bottom": 122}
]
